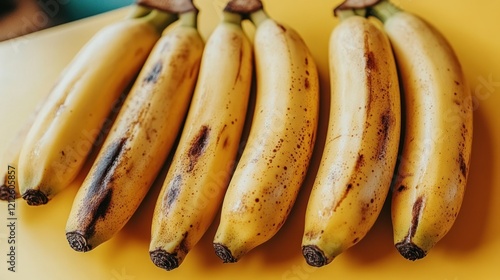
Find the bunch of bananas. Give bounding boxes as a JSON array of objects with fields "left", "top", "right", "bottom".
[
  {"left": 0, "top": 0, "right": 472, "bottom": 271},
  {"left": 302, "top": 0, "right": 472, "bottom": 266}
]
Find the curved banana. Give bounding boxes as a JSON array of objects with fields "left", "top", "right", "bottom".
[
  {"left": 65, "top": 10, "right": 204, "bottom": 252},
  {"left": 213, "top": 8, "right": 320, "bottom": 263},
  {"left": 149, "top": 11, "right": 253, "bottom": 271},
  {"left": 17, "top": 8, "right": 176, "bottom": 206},
  {"left": 301, "top": 11, "right": 401, "bottom": 267},
  {"left": 370, "top": 0, "right": 473, "bottom": 260}
]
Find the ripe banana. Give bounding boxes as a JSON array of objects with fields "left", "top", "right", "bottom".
[
  {"left": 369, "top": 0, "right": 473, "bottom": 260},
  {"left": 301, "top": 10, "right": 401, "bottom": 267},
  {"left": 17, "top": 8, "right": 176, "bottom": 206},
  {"left": 65, "top": 9, "right": 204, "bottom": 252},
  {"left": 149, "top": 10, "right": 253, "bottom": 271},
  {"left": 213, "top": 8, "right": 320, "bottom": 263}
]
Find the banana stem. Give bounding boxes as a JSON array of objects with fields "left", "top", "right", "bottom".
[
  {"left": 141, "top": 9, "right": 178, "bottom": 34},
  {"left": 222, "top": 11, "right": 242, "bottom": 25},
  {"left": 336, "top": 9, "right": 356, "bottom": 20},
  {"left": 336, "top": 8, "right": 368, "bottom": 21},
  {"left": 249, "top": 9, "right": 269, "bottom": 27},
  {"left": 178, "top": 10, "right": 198, "bottom": 28},
  {"left": 368, "top": 0, "right": 401, "bottom": 23},
  {"left": 127, "top": 4, "right": 153, "bottom": 18}
]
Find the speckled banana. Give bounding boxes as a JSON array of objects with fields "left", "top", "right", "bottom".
[
  {"left": 369, "top": 0, "right": 473, "bottom": 260},
  {"left": 301, "top": 10, "right": 401, "bottom": 267},
  {"left": 149, "top": 10, "right": 253, "bottom": 271},
  {"left": 65, "top": 9, "right": 203, "bottom": 252},
  {"left": 213, "top": 7, "right": 319, "bottom": 263},
  {"left": 17, "top": 7, "right": 175, "bottom": 206}
]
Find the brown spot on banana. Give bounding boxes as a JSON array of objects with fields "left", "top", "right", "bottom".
[
  {"left": 216, "top": 124, "right": 228, "bottom": 146},
  {"left": 178, "top": 232, "right": 190, "bottom": 257},
  {"left": 223, "top": 137, "right": 230, "bottom": 149},
  {"left": 458, "top": 152, "right": 467, "bottom": 178},
  {"left": 397, "top": 185, "right": 407, "bottom": 192},
  {"left": 88, "top": 138, "right": 127, "bottom": 188},
  {"left": 395, "top": 195, "right": 426, "bottom": 260},
  {"left": 233, "top": 47, "right": 243, "bottom": 86},
  {"left": 277, "top": 23, "right": 287, "bottom": 32},
  {"left": 365, "top": 51, "right": 376, "bottom": 70},
  {"left": 375, "top": 112, "right": 394, "bottom": 161},
  {"left": 164, "top": 174, "right": 182, "bottom": 210},
  {"left": 66, "top": 189, "right": 113, "bottom": 252},
  {"left": 409, "top": 195, "right": 425, "bottom": 239},
  {"left": 355, "top": 153, "right": 365, "bottom": 170},
  {"left": 333, "top": 183, "right": 353, "bottom": 212},
  {"left": 143, "top": 60, "right": 163, "bottom": 84},
  {"left": 66, "top": 138, "right": 127, "bottom": 252},
  {"left": 187, "top": 125, "right": 210, "bottom": 172}
]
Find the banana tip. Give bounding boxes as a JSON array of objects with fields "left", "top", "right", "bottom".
[
  {"left": 22, "top": 189, "right": 48, "bottom": 206},
  {"left": 213, "top": 243, "right": 237, "bottom": 263},
  {"left": 395, "top": 241, "right": 427, "bottom": 261},
  {"left": 302, "top": 245, "right": 328, "bottom": 267},
  {"left": 66, "top": 232, "right": 92, "bottom": 252},
  {"left": 150, "top": 249, "right": 179, "bottom": 271}
]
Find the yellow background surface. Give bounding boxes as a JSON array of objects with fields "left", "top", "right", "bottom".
[{"left": 1, "top": 0, "right": 499, "bottom": 279}]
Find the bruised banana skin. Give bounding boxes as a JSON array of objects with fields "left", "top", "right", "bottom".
[
  {"left": 371, "top": 1, "right": 473, "bottom": 261},
  {"left": 301, "top": 14, "right": 401, "bottom": 267},
  {"left": 65, "top": 11, "right": 204, "bottom": 252},
  {"left": 149, "top": 12, "right": 253, "bottom": 271},
  {"left": 213, "top": 9, "right": 319, "bottom": 263},
  {"left": 18, "top": 10, "right": 174, "bottom": 206}
]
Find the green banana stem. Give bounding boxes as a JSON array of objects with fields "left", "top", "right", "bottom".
[
  {"left": 336, "top": 9, "right": 365, "bottom": 21},
  {"left": 178, "top": 10, "right": 198, "bottom": 28},
  {"left": 368, "top": 0, "right": 402, "bottom": 23},
  {"left": 128, "top": 4, "right": 153, "bottom": 18},
  {"left": 222, "top": 11, "right": 243, "bottom": 25},
  {"left": 140, "top": 9, "right": 178, "bottom": 34},
  {"left": 249, "top": 9, "right": 269, "bottom": 27}
]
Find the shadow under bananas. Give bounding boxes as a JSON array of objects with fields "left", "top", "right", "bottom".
[
  {"left": 437, "top": 105, "right": 494, "bottom": 254},
  {"left": 341, "top": 193, "right": 394, "bottom": 264}
]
